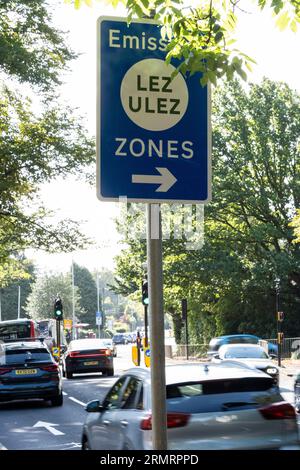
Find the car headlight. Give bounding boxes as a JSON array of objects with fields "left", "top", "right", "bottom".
[{"left": 266, "top": 367, "right": 278, "bottom": 375}]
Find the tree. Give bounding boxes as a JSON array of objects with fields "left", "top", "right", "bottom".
[
  {"left": 0, "top": 261, "right": 36, "bottom": 321},
  {"left": 1, "top": 0, "right": 76, "bottom": 90},
  {"left": 25, "top": 272, "right": 82, "bottom": 321},
  {"left": 114, "top": 78, "right": 300, "bottom": 340},
  {"left": 66, "top": 0, "right": 300, "bottom": 86},
  {"left": 73, "top": 263, "right": 97, "bottom": 327},
  {"left": 290, "top": 210, "right": 300, "bottom": 243},
  {"left": 0, "top": 1, "right": 95, "bottom": 282}
]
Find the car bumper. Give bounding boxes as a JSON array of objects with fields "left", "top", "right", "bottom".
[
  {"left": 0, "top": 383, "right": 61, "bottom": 402},
  {"left": 66, "top": 358, "right": 113, "bottom": 373}
]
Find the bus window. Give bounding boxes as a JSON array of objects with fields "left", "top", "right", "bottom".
[{"left": 0, "top": 320, "right": 35, "bottom": 342}]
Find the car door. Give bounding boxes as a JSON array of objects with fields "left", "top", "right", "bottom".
[
  {"left": 87, "top": 376, "right": 127, "bottom": 450},
  {"left": 108, "top": 376, "right": 144, "bottom": 450}
]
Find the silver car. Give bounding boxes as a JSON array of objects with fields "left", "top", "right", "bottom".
[
  {"left": 212, "top": 344, "right": 279, "bottom": 384},
  {"left": 81, "top": 363, "right": 299, "bottom": 450}
]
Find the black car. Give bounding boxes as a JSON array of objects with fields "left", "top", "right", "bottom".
[
  {"left": 295, "top": 372, "right": 300, "bottom": 413},
  {"left": 62, "top": 339, "right": 114, "bottom": 379},
  {"left": 0, "top": 339, "right": 63, "bottom": 406}
]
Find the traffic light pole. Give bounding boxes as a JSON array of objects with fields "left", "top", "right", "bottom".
[
  {"left": 144, "top": 304, "right": 148, "bottom": 348},
  {"left": 146, "top": 203, "right": 167, "bottom": 450},
  {"left": 56, "top": 320, "right": 61, "bottom": 363},
  {"left": 276, "top": 283, "right": 281, "bottom": 367}
]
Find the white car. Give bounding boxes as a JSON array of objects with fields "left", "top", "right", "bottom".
[
  {"left": 212, "top": 343, "right": 279, "bottom": 384},
  {"left": 81, "top": 363, "right": 298, "bottom": 450}
]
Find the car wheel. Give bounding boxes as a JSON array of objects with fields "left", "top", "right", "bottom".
[
  {"left": 105, "top": 368, "right": 114, "bottom": 377},
  {"left": 66, "top": 370, "right": 73, "bottom": 379},
  {"left": 62, "top": 366, "right": 66, "bottom": 378},
  {"left": 51, "top": 393, "right": 63, "bottom": 407},
  {"left": 82, "top": 437, "right": 90, "bottom": 450}
]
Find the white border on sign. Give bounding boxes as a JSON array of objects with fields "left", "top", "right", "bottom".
[{"left": 96, "top": 16, "right": 212, "bottom": 205}]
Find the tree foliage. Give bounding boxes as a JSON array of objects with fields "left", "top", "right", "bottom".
[
  {"left": 0, "top": 0, "right": 96, "bottom": 282},
  {"left": 25, "top": 271, "right": 82, "bottom": 321},
  {"left": 0, "top": 261, "right": 36, "bottom": 321},
  {"left": 1, "top": 0, "right": 76, "bottom": 90},
  {"left": 66, "top": 0, "right": 300, "bottom": 86},
  {"left": 114, "top": 78, "right": 300, "bottom": 341},
  {"left": 73, "top": 263, "right": 98, "bottom": 326}
]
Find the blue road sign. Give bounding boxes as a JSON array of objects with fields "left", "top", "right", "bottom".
[
  {"left": 97, "top": 17, "right": 211, "bottom": 204},
  {"left": 96, "top": 311, "right": 103, "bottom": 326}
]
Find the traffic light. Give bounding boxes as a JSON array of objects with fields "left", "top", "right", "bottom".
[
  {"left": 54, "top": 297, "right": 63, "bottom": 321},
  {"left": 142, "top": 278, "right": 149, "bottom": 305},
  {"left": 277, "top": 311, "right": 284, "bottom": 322}
]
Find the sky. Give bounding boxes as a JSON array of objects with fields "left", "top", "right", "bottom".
[{"left": 29, "top": 0, "right": 300, "bottom": 274}]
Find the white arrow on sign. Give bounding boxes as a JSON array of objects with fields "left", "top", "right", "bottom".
[
  {"left": 33, "top": 421, "right": 65, "bottom": 436},
  {"left": 132, "top": 167, "right": 177, "bottom": 193}
]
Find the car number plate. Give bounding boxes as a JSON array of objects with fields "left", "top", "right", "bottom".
[
  {"left": 84, "top": 361, "right": 98, "bottom": 366},
  {"left": 15, "top": 369, "right": 37, "bottom": 375}
]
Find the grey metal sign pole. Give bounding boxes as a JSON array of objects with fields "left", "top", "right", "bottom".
[{"left": 147, "top": 203, "right": 167, "bottom": 450}]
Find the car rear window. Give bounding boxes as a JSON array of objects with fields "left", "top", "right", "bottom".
[
  {"left": 3, "top": 348, "right": 52, "bottom": 365},
  {"left": 166, "top": 378, "right": 277, "bottom": 413}
]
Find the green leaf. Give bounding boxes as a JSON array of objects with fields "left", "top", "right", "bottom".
[
  {"left": 276, "top": 11, "right": 290, "bottom": 31},
  {"left": 215, "top": 31, "right": 223, "bottom": 43}
]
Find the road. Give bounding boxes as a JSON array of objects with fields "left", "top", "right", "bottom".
[{"left": 0, "top": 345, "right": 299, "bottom": 450}]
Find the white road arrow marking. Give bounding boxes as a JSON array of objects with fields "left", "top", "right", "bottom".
[
  {"left": 132, "top": 167, "right": 177, "bottom": 192},
  {"left": 33, "top": 421, "right": 65, "bottom": 436}
]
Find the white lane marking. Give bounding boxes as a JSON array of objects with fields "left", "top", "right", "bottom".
[
  {"left": 33, "top": 421, "right": 65, "bottom": 436},
  {"left": 0, "top": 442, "right": 7, "bottom": 450},
  {"left": 68, "top": 397, "right": 86, "bottom": 407},
  {"left": 62, "top": 392, "right": 67, "bottom": 396}
]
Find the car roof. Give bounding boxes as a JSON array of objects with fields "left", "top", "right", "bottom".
[
  {"left": 123, "top": 362, "right": 268, "bottom": 385},
  {"left": 213, "top": 334, "right": 259, "bottom": 340},
  {"left": 219, "top": 343, "right": 265, "bottom": 352},
  {"left": 0, "top": 319, "right": 34, "bottom": 325},
  {"left": 69, "top": 338, "right": 109, "bottom": 348},
  {"left": 3, "top": 341, "right": 48, "bottom": 351}
]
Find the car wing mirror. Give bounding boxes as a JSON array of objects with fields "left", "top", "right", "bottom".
[
  {"left": 213, "top": 354, "right": 220, "bottom": 360},
  {"left": 85, "top": 400, "right": 104, "bottom": 413},
  {"left": 269, "top": 354, "right": 277, "bottom": 359}
]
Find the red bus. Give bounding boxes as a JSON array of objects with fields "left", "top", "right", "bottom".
[{"left": 0, "top": 319, "right": 39, "bottom": 342}]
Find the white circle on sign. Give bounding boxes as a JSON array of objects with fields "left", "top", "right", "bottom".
[{"left": 120, "top": 58, "right": 189, "bottom": 132}]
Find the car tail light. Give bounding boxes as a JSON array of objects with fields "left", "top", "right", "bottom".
[
  {"left": 140, "top": 412, "right": 190, "bottom": 430},
  {"left": 0, "top": 367, "right": 12, "bottom": 375},
  {"left": 40, "top": 364, "right": 59, "bottom": 372},
  {"left": 104, "top": 349, "right": 112, "bottom": 356},
  {"left": 259, "top": 401, "right": 296, "bottom": 420},
  {"left": 69, "top": 351, "right": 81, "bottom": 358}
]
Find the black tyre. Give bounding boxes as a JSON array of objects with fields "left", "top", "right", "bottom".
[
  {"left": 62, "top": 367, "right": 66, "bottom": 378},
  {"left": 82, "top": 438, "right": 90, "bottom": 450},
  {"left": 66, "top": 370, "right": 73, "bottom": 379},
  {"left": 105, "top": 368, "right": 114, "bottom": 377},
  {"left": 51, "top": 393, "right": 63, "bottom": 407}
]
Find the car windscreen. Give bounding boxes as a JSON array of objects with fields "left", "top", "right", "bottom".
[
  {"left": 224, "top": 348, "right": 268, "bottom": 359},
  {"left": 208, "top": 339, "right": 223, "bottom": 352},
  {"left": 3, "top": 348, "right": 52, "bottom": 365},
  {"left": 166, "top": 378, "right": 276, "bottom": 413},
  {"left": 0, "top": 323, "right": 31, "bottom": 341}
]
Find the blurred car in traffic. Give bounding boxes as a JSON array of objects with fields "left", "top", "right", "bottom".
[
  {"left": 211, "top": 344, "right": 279, "bottom": 384},
  {"left": 81, "top": 363, "right": 298, "bottom": 450},
  {"left": 99, "top": 338, "right": 117, "bottom": 357},
  {"left": 0, "top": 339, "right": 63, "bottom": 406},
  {"left": 112, "top": 333, "right": 128, "bottom": 345},
  {"left": 62, "top": 339, "right": 114, "bottom": 379},
  {"left": 295, "top": 372, "right": 300, "bottom": 413},
  {"left": 207, "top": 334, "right": 278, "bottom": 358}
]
